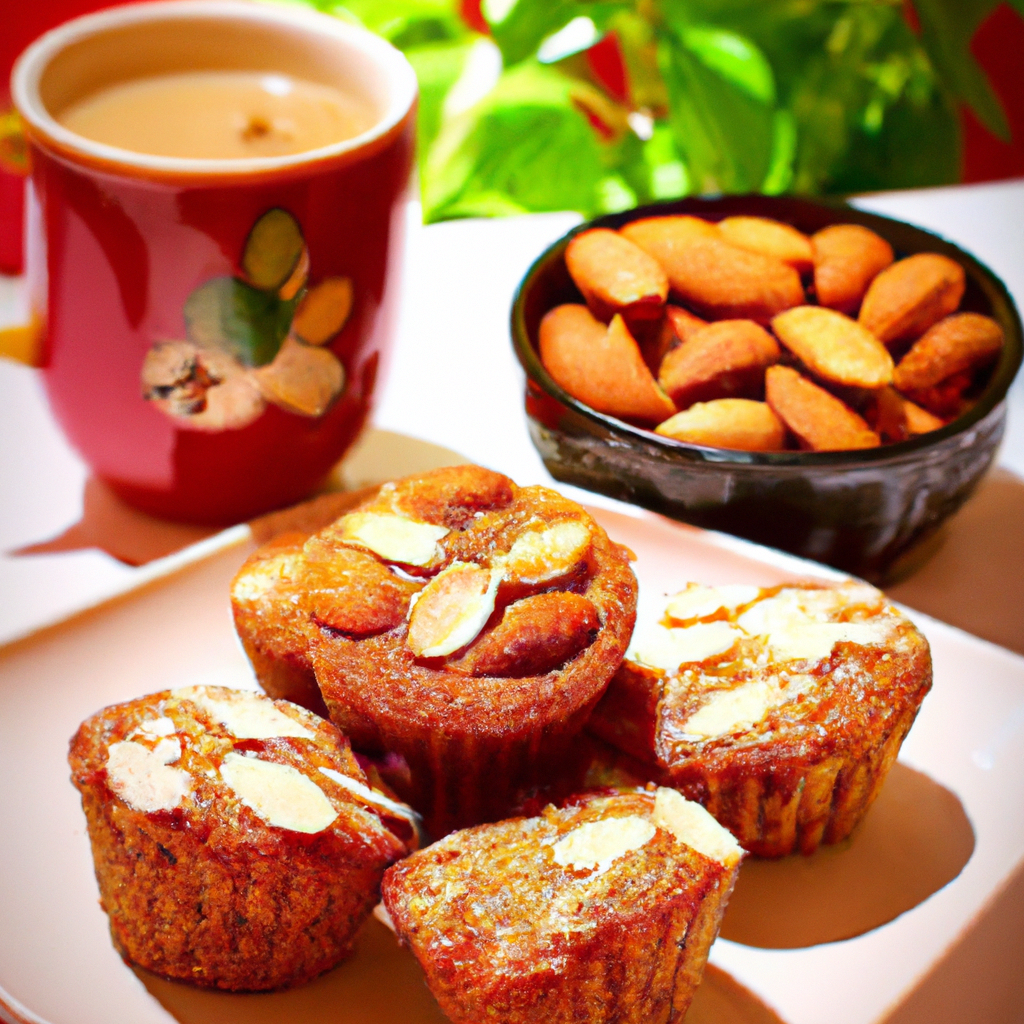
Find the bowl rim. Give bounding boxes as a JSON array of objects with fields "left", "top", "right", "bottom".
[{"left": 510, "top": 194, "right": 1023, "bottom": 468}]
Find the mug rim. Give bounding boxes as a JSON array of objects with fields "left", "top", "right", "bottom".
[{"left": 11, "top": 0, "right": 418, "bottom": 181}]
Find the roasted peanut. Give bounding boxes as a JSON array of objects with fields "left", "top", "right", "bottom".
[
  {"left": 718, "top": 216, "right": 813, "bottom": 272},
  {"left": 658, "top": 319, "right": 780, "bottom": 408},
  {"left": 893, "top": 312, "right": 1003, "bottom": 390},
  {"left": 655, "top": 398, "right": 786, "bottom": 451},
  {"left": 811, "top": 224, "right": 894, "bottom": 314},
  {"left": 539, "top": 304, "right": 676, "bottom": 422},
  {"left": 565, "top": 228, "right": 668, "bottom": 323},
  {"left": 859, "top": 253, "right": 965, "bottom": 345},
  {"left": 772, "top": 306, "right": 894, "bottom": 388},
  {"left": 765, "top": 365, "right": 880, "bottom": 451}
]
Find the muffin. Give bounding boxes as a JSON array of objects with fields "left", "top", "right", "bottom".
[
  {"left": 587, "top": 580, "right": 932, "bottom": 856},
  {"left": 68, "top": 685, "right": 413, "bottom": 990},
  {"left": 307, "top": 464, "right": 638, "bottom": 835},
  {"left": 230, "top": 532, "right": 327, "bottom": 713},
  {"left": 381, "top": 788, "right": 743, "bottom": 1024},
  {"left": 230, "top": 489, "right": 381, "bottom": 714}
]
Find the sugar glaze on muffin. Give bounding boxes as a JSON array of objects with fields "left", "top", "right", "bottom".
[{"left": 588, "top": 580, "right": 931, "bottom": 856}]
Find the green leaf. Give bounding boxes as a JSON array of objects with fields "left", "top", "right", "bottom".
[
  {"left": 680, "top": 25, "right": 775, "bottom": 104},
  {"left": 829, "top": 78, "right": 961, "bottom": 193},
  {"left": 596, "top": 174, "right": 638, "bottom": 212},
  {"left": 242, "top": 209, "right": 305, "bottom": 292},
  {"left": 422, "top": 62, "right": 607, "bottom": 220},
  {"left": 184, "top": 278, "right": 297, "bottom": 368},
  {"left": 912, "top": 0, "right": 1009, "bottom": 140},
  {"left": 761, "top": 108, "right": 796, "bottom": 194},
  {"left": 325, "top": 0, "right": 467, "bottom": 46},
  {"left": 485, "top": 0, "right": 627, "bottom": 67},
  {"left": 436, "top": 189, "right": 531, "bottom": 218},
  {"left": 405, "top": 40, "right": 477, "bottom": 159},
  {"left": 658, "top": 25, "right": 776, "bottom": 193}
]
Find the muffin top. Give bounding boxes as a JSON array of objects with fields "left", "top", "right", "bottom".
[
  {"left": 307, "top": 465, "right": 638, "bottom": 742},
  {"left": 68, "top": 685, "right": 413, "bottom": 863},
  {"left": 382, "top": 787, "right": 741, "bottom": 976},
  {"left": 592, "top": 580, "right": 931, "bottom": 775}
]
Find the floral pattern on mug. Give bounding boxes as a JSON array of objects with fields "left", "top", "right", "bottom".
[{"left": 141, "top": 208, "right": 352, "bottom": 430}]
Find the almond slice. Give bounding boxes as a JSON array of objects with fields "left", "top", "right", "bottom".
[
  {"left": 176, "top": 687, "right": 313, "bottom": 740},
  {"left": 664, "top": 583, "right": 760, "bottom": 622},
  {"left": 336, "top": 512, "right": 448, "bottom": 567},
  {"left": 772, "top": 306, "right": 894, "bottom": 388},
  {"left": 551, "top": 816, "right": 656, "bottom": 874},
  {"left": 504, "top": 519, "right": 592, "bottom": 584},
  {"left": 220, "top": 753, "right": 338, "bottom": 834},
  {"left": 447, "top": 592, "right": 599, "bottom": 677},
  {"left": 107, "top": 741, "right": 191, "bottom": 813},
  {"left": 407, "top": 562, "right": 501, "bottom": 658},
  {"left": 653, "top": 787, "right": 743, "bottom": 867}
]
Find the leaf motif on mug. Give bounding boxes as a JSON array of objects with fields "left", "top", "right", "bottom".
[
  {"left": 279, "top": 246, "right": 310, "bottom": 301},
  {"left": 184, "top": 277, "right": 297, "bottom": 368},
  {"left": 243, "top": 208, "right": 306, "bottom": 291},
  {"left": 292, "top": 277, "right": 354, "bottom": 345},
  {"left": 143, "top": 207, "right": 351, "bottom": 429},
  {"left": 252, "top": 335, "right": 346, "bottom": 417},
  {"left": 140, "top": 339, "right": 266, "bottom": 430}
]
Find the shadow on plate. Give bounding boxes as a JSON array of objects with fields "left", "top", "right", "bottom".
[
  {"left": 134, "top": 918, "right": 449, "bottom": 1024},
  {"left": 720, "top": 763, "right": 974, "bottom": 949},
  {"left": 10, "top": 429, "right": 467, "bottom": 567},
  {"left": 136, "top": 920, "right": 786, "bottom": 1024}
]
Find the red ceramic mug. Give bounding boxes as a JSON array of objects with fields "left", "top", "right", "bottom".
[{"left": 12, "top": 1, "right": 417, "bottom": 523}]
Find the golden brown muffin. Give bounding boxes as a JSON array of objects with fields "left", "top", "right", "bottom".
[
  {"left": 308, "top": 465, "right": 638, "bottom": 835},
  {"left": 230, "top": 531, "right": 327, "bottom": 713},
  {"left": 381, "top": 788, "right": 743, "bottom": 1024},
  {"left": 588, "top": 580, "right": 931, "bottom": 856},
  {"left": 69, "top": 685, "right": 413, "bottom": 990}
]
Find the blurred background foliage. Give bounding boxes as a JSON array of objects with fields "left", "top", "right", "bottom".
[{"left": 290, "top": 0, "right": 1024, "bottom": 221}]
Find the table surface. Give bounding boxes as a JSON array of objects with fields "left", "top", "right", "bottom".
[
  {"left": 1, "top": 178, "right": 1023, "bottom": 1024},
  {"left": 2, "top": 176, "right": 1022, "bottom": 652}
]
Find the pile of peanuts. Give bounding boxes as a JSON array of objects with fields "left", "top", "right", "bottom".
[{"left": 538, "top": 214, "right": 1005, "bottom": 451}]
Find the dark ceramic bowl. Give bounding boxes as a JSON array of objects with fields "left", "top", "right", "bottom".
[{"left": 511, "top": 195, "right": 1023, "bottom": 583}]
